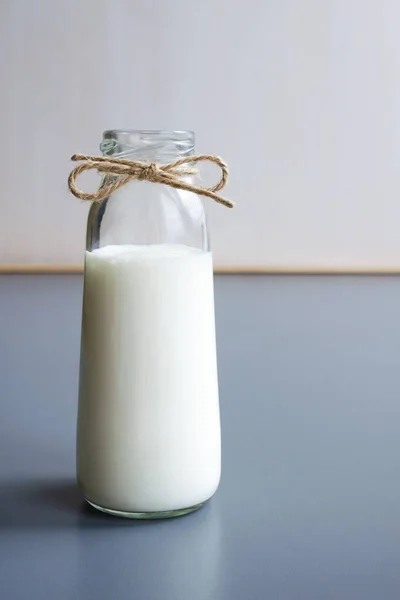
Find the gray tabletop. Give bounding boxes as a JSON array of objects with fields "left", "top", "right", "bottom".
[{"left": 1, "top": 274, "right": 400, "bottom": 599}]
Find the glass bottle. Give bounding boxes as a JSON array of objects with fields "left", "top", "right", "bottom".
[{"left": 77, "top": 130, "right": 221, "bottom": 518}]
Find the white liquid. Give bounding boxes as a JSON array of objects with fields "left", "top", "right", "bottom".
[{"left": 77, "top": 244, "right": 221, "bottom": 513}]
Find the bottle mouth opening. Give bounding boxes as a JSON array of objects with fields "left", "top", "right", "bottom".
[{"left": 101, "top": 130, "right": 195, "bottom": 161}]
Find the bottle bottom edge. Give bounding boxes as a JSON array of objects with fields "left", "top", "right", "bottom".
[{"left": 85, "top": 498, "right": 206, "bottom": 520}]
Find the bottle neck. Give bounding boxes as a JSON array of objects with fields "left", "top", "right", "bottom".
[{"left": 100, "top": 130, "right": 195, "bottom": 163}]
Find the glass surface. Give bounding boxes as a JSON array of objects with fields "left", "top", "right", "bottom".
[{"left": 86, "top": 130, "right": 209, "bottom": 252}]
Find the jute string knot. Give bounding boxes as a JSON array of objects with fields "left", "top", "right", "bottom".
[
  {"left": 137, "top": 163, "right": 159, "bottom": 181},
  {"left": 68, "top": 153, "right": 233, "bottom": 208}
]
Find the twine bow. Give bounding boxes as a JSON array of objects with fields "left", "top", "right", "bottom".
[{"left": 68, "top": 153, "right": 233, "bottom": 208}]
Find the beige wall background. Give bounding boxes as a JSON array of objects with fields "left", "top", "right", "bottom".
[{"left": 1, "top": 0, "right": 400, "bottom": 271}]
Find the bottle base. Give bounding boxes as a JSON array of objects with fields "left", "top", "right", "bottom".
[{"left": 85, "top": 498, "right": 205, "bottom": 519}]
